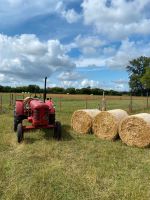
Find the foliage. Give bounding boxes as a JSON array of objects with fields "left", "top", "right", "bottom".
[
  {"left": 47, "top": 87, "right": 65, "bottom": 94},
  {"left": 127, "top": 56, "right": 150, "bottom": 95},
  {"left": 0, "top": 85, "right": 129, "bottom": 96},
  {"left": 141, "top": 67, "right": 150, "bottom": 89}
]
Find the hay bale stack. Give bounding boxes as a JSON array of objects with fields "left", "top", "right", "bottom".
[
  {"left": 119, "top": 113, "right": 150, "bottom": 148},
  {"left": 93, "top": 109, "right": 128, "bottom": 140},
  {"left": 71, "top": 109, "right": 101, "bottom": 134}
]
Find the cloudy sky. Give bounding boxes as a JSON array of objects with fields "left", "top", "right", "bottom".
[{"left": 0, "top": 0, "right": 150, "bottom": 91}]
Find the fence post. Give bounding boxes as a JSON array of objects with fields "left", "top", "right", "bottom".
[
  {"left": 101, "top": 91, "right": 106, "bottom": 111},
  {"left": 14, "top": 94, "right": 16, "bottom": 103},
  {"left": 12, "top": 94, "right": 14, "bottom": 106},
  {"left": 9, "top": 93, "right": 11, "bottom": 106},
  {"left": 0, "top": 96, "right": 2, "bottom": 112},
  {"left": 59, "top": 97, "right": 62, "bottom": 111},
  {"left": 146, "top": 91, "right": 149, "bottom": 108},
  {"left": 85, "top": 98, "right": 88, "bottom": 109},
  {"left": 129, "top": 91, "right": 133, "bottom": 113}
]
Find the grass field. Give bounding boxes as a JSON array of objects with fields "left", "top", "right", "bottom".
[{"left": 0, "top": 94, "right": 150, "bottom": 200}]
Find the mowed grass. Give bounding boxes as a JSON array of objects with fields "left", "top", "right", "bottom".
[{"left": 0, "top": 96, "right": 150, "bottom": 200}]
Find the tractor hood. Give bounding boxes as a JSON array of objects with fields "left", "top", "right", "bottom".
[{"left": 30, "top": 100, "right": 49, "bottom": 110}]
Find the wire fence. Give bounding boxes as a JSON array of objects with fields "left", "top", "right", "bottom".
[{"left": 0, "top": 93, "right": 149, "bottom": 114}]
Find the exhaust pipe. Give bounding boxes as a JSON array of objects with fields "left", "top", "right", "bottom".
[{"left": 43, "top": 77, "right": 47, "bottom": 102}]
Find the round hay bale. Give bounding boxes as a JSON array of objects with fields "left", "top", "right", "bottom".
[
  {"left": 71, "top": 109, "right": 101, "bottom": 134},
  {"left": 93, "top": 109, "right": 128, "bottom": 140},
  {"left": 119, "top": 113, "right": 150, "bottom": 148}
]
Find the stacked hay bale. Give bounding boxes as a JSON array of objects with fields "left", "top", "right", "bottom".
[
  {"left": 92, "top": 109, "right": 128, "bottom": 140},
  {"left": 71, "top": 109, "right": 101, "bottom": 134},
  {"left": 119, "top": 113, "right": 150, "bottom": 148}
]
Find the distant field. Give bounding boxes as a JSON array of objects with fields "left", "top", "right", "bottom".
[
  {"left": 0, "top": 93, "right": 149, "bottom": 114},
  {"left": 0, "top": 94, "right": 150, "bottom": 200}
]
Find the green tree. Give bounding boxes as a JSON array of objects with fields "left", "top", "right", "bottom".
[
  {"left": 28, "top": 85, "right": 40, "bottom": 93},
  {"left": 80, "top": 87, "right": 92, "bottom": 95},
  {"left": 0, "top": 85, "right": 4, "bottom": 92},
  {"left": 141, "top": 67, "right": 150, "bottom": 89},
  {"left": 127, "top": 56, "right": 150, "bottom": 95},
  {"left": 65, "top": 88, "right": 76, "bottom": 94}
]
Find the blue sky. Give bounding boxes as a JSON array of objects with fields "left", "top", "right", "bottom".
[{"left": 0, "top": 0, "right": 150, "bottom": 91}]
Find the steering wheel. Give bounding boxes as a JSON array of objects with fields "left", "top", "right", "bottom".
[{"left": 23, "top": 97, "right": 33, "bottom": 110}]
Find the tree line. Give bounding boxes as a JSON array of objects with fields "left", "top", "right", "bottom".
[{"left": 0, "top": 84, "right": 128, "bottom": 96}]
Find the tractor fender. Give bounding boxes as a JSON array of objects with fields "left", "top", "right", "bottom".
[
  {"left": 45, "top": 100, "right": 55, "bottom": 113},
  {"left": 15, "top": 100, "right": 24, "bottom": 116}
]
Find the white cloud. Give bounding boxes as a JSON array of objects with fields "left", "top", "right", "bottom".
[
  {"left": 75, "top": 35, "right": 105, "bottom": 48},
  {"left": 76, "top": 57, "right": 106, "bottom": 68},
  {"left": 0, "top": 34, "right": 75, "bottom": 83},
  {"left": 61, "top": 80, "right": 79, "bottom": 88},
  {"left": 0, "top": 0, "right": 81, "bottom": 27},
  {"left": 75, "top": 39, "right": 150, "bottom": 69},
  {"left": 112, "top": 79, "right": 128, "bottom": 84},
  {"left": 60, "top": 78, "right": 100, "bottom": 89},
  {"left": 106, "top": 39, "right": 150, "bottom": 69},
  {"left": 59, "top": 78, "right": 129, "bottom": 91},
  {"left": 111, "top": 79, "right": 129, "bottom": 91},
  {"left": 58, "top": 71, "right": 82, "bottom": 81},
  {"left": 61, "top": 9, "right": 81, "bottom": 23},
  {"left": 81, "top": 79, "right": 100, "bottom": 88},
  {"left": 0, "top": 0, "right": 58, "bottom": 26},
  {"left": 82, "top": 0, "right": 150, "bottom": 39},
  {"left": 55, "top": 1, "right": 81, "bottom": 23},
  {"left": 74, "top": 35, "right": 105, "bottom": 56}
]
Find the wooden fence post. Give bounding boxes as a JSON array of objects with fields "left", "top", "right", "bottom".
[
  {"left": 9, "top": 93, "right": 11, "bottom": 106},
  {"left": 0, "top": 96, "right": 2, "bottom": 112},
  {"left": 14, "top": 94, "right": 16, "bottom": 103},
  {"left": 146, "top": 91, "right": 149, "bottom": 108},
  {"left": 85, "top": 98, "right": 88, "bottom": 109},
  {"left": 129, "top": 92, "right": 133, "bottom": 113},
  {"left": 12, "top": 94, "right": 14, "bottom": 106},
  {"left": 101, "top": 91, "right": 106, "bottom": 111},
  {"left": 59, "top": 97, "right": 62, "bottom": 111}
]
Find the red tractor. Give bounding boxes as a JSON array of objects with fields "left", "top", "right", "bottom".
[{"left": 14, "top": 78, "right": 61, "bottom": 143}]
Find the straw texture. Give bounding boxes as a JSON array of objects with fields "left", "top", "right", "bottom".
[
  {"left": 119, "top": 113, "right": 150, "bottom": 148},
  {"left": 71, "top": 109, "right": 101, "bottom": 134},
  {"left": 93, "top": 109, "right": 128, "bottom": 140}
]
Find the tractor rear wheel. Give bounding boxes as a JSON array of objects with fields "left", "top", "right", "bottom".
[
  {"left": 17, "top": 123, "right": 24, "bottom": 143},
  {"left": 54, "top": 121, "right": 62, "bottom": 140}
]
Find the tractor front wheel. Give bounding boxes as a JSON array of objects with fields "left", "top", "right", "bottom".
[
  {"left": 54, "top": 121, "right": 62, "bottom": 140},
  {"left": 14, "top": 117, "right": 18, "bottom": 132},
  {"left": 17, "top": 123, "right": 24, "bottom": 143}
]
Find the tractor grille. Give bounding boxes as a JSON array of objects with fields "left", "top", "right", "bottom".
[
  {"left": 33, "top": 108, "right": 49, "bottom": 124},
  {"left": 33, "top": 109, "right": 40, "bottom": 120}
]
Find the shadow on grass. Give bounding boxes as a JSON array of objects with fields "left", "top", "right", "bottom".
[
  {"left": 23, "top": 137, "right": 39, "bottom": 144},
  {"left": 43, "top": 124, "right": 73, "bottom": 141},
  {"left": 24, "top": 124, "right": 73, "bottom": 144}
]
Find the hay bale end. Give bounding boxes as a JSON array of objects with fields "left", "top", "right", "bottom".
[
  {"left": 93, "top": 109, "right": 128, "bottom": 140},
  {"left": 119, "top": 113, "right": 150, "bottom": 148},
  {"left": 71, "top": 109, "right": 101, "bottom": 134}
]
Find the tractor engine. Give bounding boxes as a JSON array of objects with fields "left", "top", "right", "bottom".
[{"left": 29, "top": 100, "right": 49, "bottom": 126}]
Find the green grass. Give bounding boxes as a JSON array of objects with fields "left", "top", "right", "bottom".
[{"left": 0, "top": 96, "right": 150, "bottom": 200}]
